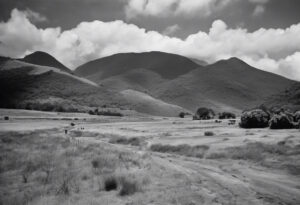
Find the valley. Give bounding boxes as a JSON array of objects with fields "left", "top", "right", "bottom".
[{"left": 0, "top": 109, "right": 299, "bottom": 205}]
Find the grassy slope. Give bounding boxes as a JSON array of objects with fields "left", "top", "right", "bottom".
[
  {"left": 0, "top": 65, "right": 127, "bottom": 111},
  {"left": 20, "top": 51, "right": 72, "bottom": 74},
  {"left": 261, "top": 82, "right": 300, "bottom": 111},
  {"left": 153, "top": 58, "right": 296, "bottom": 113}
]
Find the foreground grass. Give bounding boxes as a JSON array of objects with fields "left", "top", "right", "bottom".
[
  {"left": 206, "top": 140, "right": 300, "bottom": 175},
  {"left": 0, "top": 129, "right": 149, "bottom": 205}
]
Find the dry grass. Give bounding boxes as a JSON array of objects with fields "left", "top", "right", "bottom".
[
  {"left": 0, "top": 129, "right": 148, "bottom": 204},
  {"left": 108, "top": 136, "right": 142, "bottom": 146},
  {"left": 150, "top": 144, "right": 209, "bottom": 158},
  {"left": 206, "top": 141, "right": 300, "bottom": 175}
]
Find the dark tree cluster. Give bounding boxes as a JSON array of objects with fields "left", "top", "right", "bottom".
[
  {"left": 218, "top": 112, "right": 236, "bottom": 119},
  {"left": 193, "top": 107, "right": 215, "bottom": 120},
  {"left": 88, "top": 108, "right": 123, "bottom": 117},
  {"left": 240, "top": 108, "right": 300, "bottom": 129},
  {"left": 239, "top": 109, "right": 270, "bottom": 128}
]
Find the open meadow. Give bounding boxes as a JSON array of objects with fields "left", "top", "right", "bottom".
[{"left": 0, "top": 109, "right": 299, "bottom": 205}]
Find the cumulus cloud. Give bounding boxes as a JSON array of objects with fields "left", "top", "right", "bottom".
[
  {"left": 23, "top": 8, "right": 48, "bottom": 23},
  {"left": 0, "top": 9, "right": 300, "bottom": 81},
  {"left": 124, "top": 0, "right": 271, "bottom": 19},
  {"left": 124, "top": 0, "right": 234, "bottom": 19}
]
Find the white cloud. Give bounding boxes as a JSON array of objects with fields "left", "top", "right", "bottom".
[
  {"left": 125, "top": 0, "right": 235, "bottom": 19},
  {"left": 1, "top": 9, "right": 300, "bottom": 81},
  {"left": 23, "top": 8, "right": 48, "bottom": 23},
  {"left": 124, "top": 0, "right": 270, "bottom": 19}
]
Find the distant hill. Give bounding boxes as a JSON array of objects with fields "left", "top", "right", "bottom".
[
  {"left": 1, "top": 51, "right": 298, "bottom": 116},
  {"left": 75, "top": 51, "right": 202, "bottom": 80},
  {"left": 20, "top": 51, "right": 72, "bottom": 73},
  {"left": 0, "top": 57, "right": 188, "bottom": 116},
  {"left": 0, "top": 59, "right": 126, "bottom": 112},
  {"left": 152, "top": 57, "right": 296, "bottom": 113},
  {"left": 75, "top": 52, "right": 296, "bottom": 114}
]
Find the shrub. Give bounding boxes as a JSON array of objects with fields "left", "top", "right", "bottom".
[
  {"left": 104, "top": 176, "right": 118, "bottom": 191},
  {"left": 294, "top": 111, "right": 300, "bottom": 122},
  {"left": 4, "top": 116, "right": 9, "bottom": 120},
  {"left": 239, "top": 109, "right": 270, "bottom": 128},
  {"left": 88, "top": 110, "right": 95, "bottom": 115},
  {"left": 118, "top": 176, "right": 139, "bottom": 196},
  {"left": 194, "top": 107, "right": 215, "bottom": 120},
  {"left": 204, "top": 131, "right": 214, "bottom": 136},
  {"left": 269, "top": 113, "right": 297, "bottom": 129},
  {"left": 218, "top": 112, "right": 236, "bottom": 119},
  {"left": 179, "top": 112, "right": 185, "bottom": 118}
]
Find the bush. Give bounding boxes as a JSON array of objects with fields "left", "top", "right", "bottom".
[
  {"left": 104, "top": 176, "right": 118, "bottom": 191},
  {"left": 179, "top": 112, "right": 185, "bottom": 118},
  {"left": 239, "top": 109, "right": 270, "bottom": 128},
  {"left": 118, "top": 176, "right": 139, "bottom": 196},
  {"left": 193, "top": 107, "right": 215, "bottom": 120},
  {"left": 204, "top": 131, "right": 214, "bottom": 136},
  {"left": 88, "top": 110, "right": 95, "bottom": 115},
  {"left": 269, "top": 113, "right": 297, "bottom": 129},
  {"left": 294, "top": 111, "right": 300, "bottom": 122},
  {"left": 4, "top": 116, "right": 9, "bottom": 120},
  {"left": 219, "top": 112, "right": 236, "bottom": 119}
]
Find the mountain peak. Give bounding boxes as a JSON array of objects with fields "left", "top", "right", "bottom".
[
  {"left": 75, "top": 51, "right": 202, "bottom": 79},
  {"left": 21, "top": 51, "right": 71, "bottom": 73}
]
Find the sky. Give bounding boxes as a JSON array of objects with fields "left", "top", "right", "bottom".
[{"left": 0, "top": 0, "right": 300, "bottom": 80}]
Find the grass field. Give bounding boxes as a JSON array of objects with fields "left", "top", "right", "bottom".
[{"left": 0, "top": 109, "right": 300, "bottom": 205}]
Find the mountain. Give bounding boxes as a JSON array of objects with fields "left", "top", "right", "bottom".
[
  {"left": 0, "top": 55, "right": 185, "bottom": 116},
  {"left": 75, "top": 51, "right": 202, "bottom": 81},
  {"left": 152, "top": 57, "right": 296, "bottom": 113},
  {"left": 0, "top": 58, "right": 126, "bottom": 112},
  {"left": 20, "top": 51, "right": 72, "bottom": 73}
]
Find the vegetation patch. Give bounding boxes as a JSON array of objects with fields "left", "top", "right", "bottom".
[
  {"left": 239, "top": 109, "right": 270, "bottom": 128},
  {"left": 150, "top": 144, "right": 209, "bottom": 158},
  {"left": 193, "top": 107, "right": 215, "bottom": 120},
  {"left": 109, "top": 136, "right": 142, "bottom": 146},
  {"left": 204, "top": 131, "right": 214, "bottom": 136}
]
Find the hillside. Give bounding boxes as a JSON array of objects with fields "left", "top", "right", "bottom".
[
  {"left": 120, "top": 89, "right": 187, "bottom": 117},
  {"left": 20, "top": 51, "right": 72, "bottom": 73},
  {"left": 0, "top": 59, "right": 126, "bottom": 112},
  {"left": 261, "top": 82, "right": 300, "bottom": 112},
  {"left": 152, "top": 58, "right": 296, "bottom": 113},
  {"left": 75, "top": 51, "right": 202, "bottom": 81},
  {"left": 0, "top": 55, "right": 189, "bottom": 116}
]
